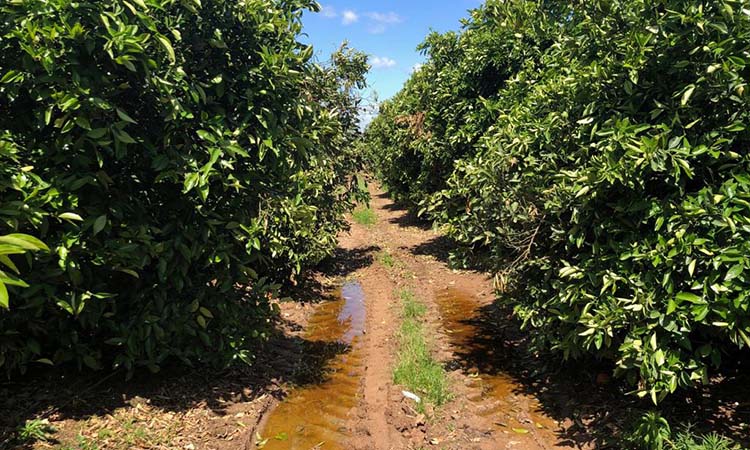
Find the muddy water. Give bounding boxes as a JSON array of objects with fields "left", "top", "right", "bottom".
[
  {"left": 260, "top": 281, "right": 366, "bottom": 449},
  {"left": 435, "top": 288, "right": 557, "bottom": 436}
]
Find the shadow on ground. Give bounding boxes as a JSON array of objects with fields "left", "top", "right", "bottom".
[
  {"left": 381, "top": 201, "right": 433, "bottom": 231},
  {"left": 377, "top": 193, "right": 490, "bottom": 273},
  {"left": 318, "top": 245, "right": 380, "bottom": 279}
]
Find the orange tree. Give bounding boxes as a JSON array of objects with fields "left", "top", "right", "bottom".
[
  {"left": 0, "top": 0, "right": 368, "bottom": 375},
  {"left": 366, "top": 0, "right": 750, "bottom": 408}
]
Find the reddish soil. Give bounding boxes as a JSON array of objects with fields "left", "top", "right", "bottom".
[{"left": 346, "top": 186, "right": 571, "bottom": 450}]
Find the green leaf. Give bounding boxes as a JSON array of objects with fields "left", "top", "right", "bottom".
[
  {"left": 157, "top": 34, "right": 176, "bottom": 63},
  {"left": 725, "top": 264, "right": 743, "bottom": 281},
  {"left": 59, "top": 212, "right": 84, "bottom": 222},
  {"left": 676, "top": 292, "right": 703, "bottom": 304},
  {"left": 113, "top": 129, "right": 137, "bottom": 144},
  {"left": 82, "top": 355, "right": 100, "bottom": 370},
  {"left": 575, "top": 186, "right": 591, "bottom": 198},
  {"left": 0, "top": 270, "right": 29, "bottom": 287},
  {"left": 0, "top": 245, "right": 25, "bottom": 256},
  {"left": 0, "top": 70, "right": 20, "bottom": 83},
  {"left": 75, "top": 116, "right": 92, "bottom": 130},
  {"left": 681, "top": 85, "right": 696, "bottom": 106},
  {"left": 196, "top": 129, "right": 216, "bottom": 143},
  {"left": 87, "top": 128, "right": 109, "bottom": 139},
  {"left": 116, "top": 268, "right": 140, "bottom": 278},
  {"left": 0, "top": 281, "right": 8, "bottom": 309},
  {"left": 706, "top": 63, "right": 722, "bottom": 74},
  {"left": 56, "top": 299, "right": 74, "bottom": 315},
  {"left": 654, "top": 349, "right": 665, "bottom": 366},
  {"left": 667, "top": 299, "right": 677, "bottom": 315},
  {"left": 0, "top": 234, "right": 49, "bottom": 251},
  {"left": 0, "top": 255, "right": 19, "bottom": 274},
  {"left": 738, "top": 330, "right": 750, "bottom": 348},
  {"left": 93, "top": 215, "right": 108, "bottom": 236},
  {"left": 116, "top": 108, "right": 137, "bottom": 124}
]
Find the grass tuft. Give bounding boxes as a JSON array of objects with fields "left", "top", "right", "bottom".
[
  {"left": 671, "top": 427, "right": 740, "bottom": 450},
  {"left": 352, "top": 206, "right": 377, "bottom": 226},
  {"left": 626, "top": 413, "right": 742, "bottom": 450},
  {"left": 16, "top": 419, "right": 55, "bottom": 445},
  {"left": 393, "top": 289, "right": 450, "bottom": 409},
  {"left": 378, "top": 250, "right": 396, "bottom": 268}
]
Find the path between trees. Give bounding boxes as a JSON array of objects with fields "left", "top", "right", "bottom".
[{"left": 256, "top": 184, "right": 578, "bottom": 450}]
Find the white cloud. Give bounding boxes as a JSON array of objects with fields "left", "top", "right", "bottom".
[
  {"left": 322, "top": 9, "right": 401, "bottom": 32},
  {"left": 365, "top": 11, "right": 403, "bottom": 34},
  {"left": 371, "top": 56, "right": 397, "bottom": 69},
  {"left": 320, "top": 5, "right": 337, "bottom": 18},
  {"left": 366, "top": 12, "right": 402, "bottom": 24},
  {"left": 321, "top": 8, "right": 401, "bottom": 32},
  {"left": 411, "top": 63, "right": 424, "bottom": 73},
  {"left": 342, "top": 10, "right": 359, "bottom": 25}
]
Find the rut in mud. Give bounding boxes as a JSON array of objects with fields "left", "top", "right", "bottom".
[
  {"left": 260, "top": 282, "right": 367, "bottom": 449},
  {"left": 435, "top": 288, "right": 558, "bottom": 448}
]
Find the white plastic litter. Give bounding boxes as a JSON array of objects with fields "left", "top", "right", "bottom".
[{"left": 402, "top": 390, "right": 421, "bottom": 403}]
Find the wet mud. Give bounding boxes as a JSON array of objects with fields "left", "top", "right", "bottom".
[
  {"left": 435, "top": 288, "right": 558, "bottom": 440},
  {"left": 259, "top": 281, "right": 366, "bottom": 449}
]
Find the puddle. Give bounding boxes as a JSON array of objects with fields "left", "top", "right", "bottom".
[
  {"left": 435, "top": 288, "right": 557, "bottom": 434},
  {"left": 260, "top": 281, "right": 366, "bottom": 449}
]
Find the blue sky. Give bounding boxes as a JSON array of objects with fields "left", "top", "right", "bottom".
[{"left": 301, "top": 1, "right": 482, "bottom": 104}]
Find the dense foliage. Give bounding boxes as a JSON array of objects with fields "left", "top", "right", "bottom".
[
  {"left": 0, "top": 0, "right": 368, "bottom": 375},
  {"left": 366, "top": 0, "right": 750, "bottom": 403}
]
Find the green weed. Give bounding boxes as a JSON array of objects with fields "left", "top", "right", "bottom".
[
  {"left": 378, "top": 250, "right": 396, "bottom": 267},
  {"left": 671, "top": 427, "right": 739, "bottom": 450},
  {"left": 393, "top": 289, "right": 450, "bottom": 410},
  {"left": 58, "top": 435, "right": 100, "bottom": 450},
  {"left": 352, "top": 206, "right": 377, "bottom": 226},
  {"left": 625, "top": 413, "right": 741, "bottom": 450},
  {"left": 16, "top": 418, "right": 55, "bottom": 444}
]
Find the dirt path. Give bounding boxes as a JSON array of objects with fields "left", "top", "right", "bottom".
[
  {"left": 256, "top": 184, "right": 574, "bottom": 450},
  {"left": 342, "top": 207, "right": 406, "bottom": 450},
  {"left": 358, "top": 186, "right": 570, "bottom": 449}
]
